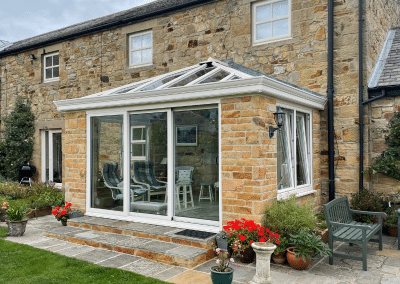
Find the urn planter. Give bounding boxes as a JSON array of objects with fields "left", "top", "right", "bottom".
[{"left": 271, "top": 251, "right": 286, "bottom": 264}]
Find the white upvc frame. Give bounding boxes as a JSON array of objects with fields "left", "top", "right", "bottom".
[
  {"left": 276, "top": 102, "right": 314, "bottom": 200},
  {"left": 252, "top": 0, "right": 292, "bottom": 46},
  {"left": 85, "top": 99, "right": 221, "bottom": 231},
  {"left": 128, "top": 30, "right": 153, "bottom": 68},
  {"left": 130, "top": 125, "right": 149, "bottom": 161},
  {"left": 43, "top": 52, "right": 59, "bottom": 83},
  {"left": 41, "top": 129, "right": 62, "bottom": 188}
]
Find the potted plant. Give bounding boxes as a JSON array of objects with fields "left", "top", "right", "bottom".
[
  {"left": 5, "top": 204, "right": 28, "bottom": 236},
  {"left": 52, "top": 202, "right": 72, "bottom": 226},
  {"left": 271, "top": 236, "right": 288, "bottom": 264},
  {"left": 210, "top": 247, "right": 235, "bottom": 284},
  {"left": 223, "top": 218, "right": 279, "bottom": 264},
  {"left": 315, "top": 213, "right": 329, "bottom": 243},
  {"left": 287, "top": 230, "right": 332, "bottom": 270},
  {"left": 384, "top": 208, "right": 398, "bottom": 237}
]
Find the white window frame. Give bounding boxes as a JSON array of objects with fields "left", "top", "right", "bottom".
[
  {"left": 252, "top": 0, "right": 292, "bottom": 46},
  {"left": 276, "top": 103, "right": 314, "bottom": 200},
  {"left": 41, "top": 129, "right": 62, "bottom": 188},
  {"left": 131, "top": 125, "right": 149, "bottom": 161},
  {"left": 43, "top": 52, "right": 59, "bottom": 82},
  {"left": 128, "top": 31, "right": 153, "bottom": 68}
]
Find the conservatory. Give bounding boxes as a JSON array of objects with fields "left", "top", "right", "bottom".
[{"left": 55, "top": 58, "right": 326, "bottom": 232}]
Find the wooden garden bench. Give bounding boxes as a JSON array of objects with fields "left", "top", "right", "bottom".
[{"left": 323, "top": 196, "right": 387, "bottom": 271}]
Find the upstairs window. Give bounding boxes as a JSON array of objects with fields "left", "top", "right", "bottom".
[
  {"left": 252, "top": 0, "right": 291, "bottom": 45},
  {"left": 129, "top": 31, "right": 152, "bottom": 67},
  {"left": 44, "top": 53, "right": 59, "bottom": 82}
]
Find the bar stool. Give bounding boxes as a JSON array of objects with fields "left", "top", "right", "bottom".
[{"left": 199, "top": 183, "right": 214, "bottom": 202}]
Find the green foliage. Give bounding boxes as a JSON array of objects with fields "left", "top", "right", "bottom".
[
  {"left": 0, "top": 182, "right": 64, "bottom": 210},
  {"left": 262, "top": 195, "right": 316, "bottom": 240},
  {"left": 0, "top": 227, "right": 8, "bottom": 238},
  {"left": 350, "top": 189, "right": 384, "bottom": 222},
  {"left": 384, "top": 207, "right": 398, "bottom": 228},
  {"left": 290, "top": 230, "right": 332, "bottom": 262},
  {"left": 0, "top": 96, "right": 35, "bottom": 181},
  {"left": 370, "top": 111, "right": 400, "bottom": 180},
  {"left": 6, "top": 204, "right": 27, "bottom": 222}
]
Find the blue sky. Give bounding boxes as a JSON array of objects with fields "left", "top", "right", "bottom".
[{"left": 0, "top": 0, "right": 156, "bottom": 43}]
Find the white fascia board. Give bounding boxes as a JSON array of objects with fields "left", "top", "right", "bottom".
[{"left": 54, "top": 77, "right": 327, "bottom": 112}]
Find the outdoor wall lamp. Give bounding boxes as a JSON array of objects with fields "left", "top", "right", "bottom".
[
  {"left": 29, "top": 54, "right": 36, "bottom": 60},
  {"left": 269, "top": 106, "right": 285, "bottom": 138}
]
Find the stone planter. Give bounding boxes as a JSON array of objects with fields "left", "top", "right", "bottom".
[
  {"left": 286, "top": 247, "right": 311, "bottom": 270},
  {"left": 216, "top": 232, "right": 229, "bottom": 251},
  {"left": 6, "top": 219, "right": 28, "bottom": 237},
  {"left": 249, "top": 242, "right": 276, "bottom": 284},
  {"left": 26, "top": 206, "right": 52, "bottom": 219},
  {"left": 210, "top": 266, "right": 234, "bottom": 284}
]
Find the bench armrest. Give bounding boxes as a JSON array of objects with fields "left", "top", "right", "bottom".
[
  {"left": 349, "top": 209, "right": 387, "bottom": 217},
  {"left": 329, "top": 221, "right": 373, "bottom": 230}
]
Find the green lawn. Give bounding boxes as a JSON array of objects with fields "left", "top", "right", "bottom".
[{"left": 0, "top": 227, "right": 167, "bottom": 284}]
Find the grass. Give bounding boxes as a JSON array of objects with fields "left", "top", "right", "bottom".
[{"left": 0, "top": 228, "right": 167, "bottom": 284}]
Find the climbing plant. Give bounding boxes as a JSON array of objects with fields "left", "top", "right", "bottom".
[
  {"left": 0, "top": 96, "right": 35, "bottom": 181},
  {"left": 370, "top": 111, "right": 400, "bottom": 180}
]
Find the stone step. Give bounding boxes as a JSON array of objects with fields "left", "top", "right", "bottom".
[
  {"left": 67, "top": 216, "right": 215, "bottom": 251},
  {"left": 46, "top": 218, "right": 216, "bottom": 268}
]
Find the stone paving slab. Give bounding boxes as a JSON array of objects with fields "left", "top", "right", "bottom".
[
  {"left": 30, "top": 238, "right": 64, "bottom": 249},
  {"left": 55, "top": 244, "right": 95, "bottom": 257},
  {"left": 152, "top": 266, "right": 188, "bottom": 281},
  {"left": 167, "top": 245, "right": 206, "bottom": 258},
  {"left": 74, "top": 248, "right": 120, "bottom": 263},
  {"left": 97, "top": 254, "right": 141, "bottom": 268},
  {"left": 122, "top": 258, "right": 171, "bottom": 277},
  {"left": 377, "top": 249, "right": 400, "bottom": 258}
]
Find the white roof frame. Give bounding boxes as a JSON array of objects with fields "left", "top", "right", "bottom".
[{"left": 54, "top": 58, "right": 326, "bottom": 111}]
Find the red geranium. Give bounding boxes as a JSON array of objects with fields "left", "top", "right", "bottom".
[{"left": 53, "top": 202, "right": 72, "bottom": 222}]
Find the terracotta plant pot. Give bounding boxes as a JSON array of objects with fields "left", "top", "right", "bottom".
[
  {"left": 388, "top": 226, "right": 398, "bottom": 237},
  {"left": 286, "top": 247, "right": 311, "bottom": 270},
  {"left": 239, "top": 246, "right": 256, "bottom": 263},
  {"left": 271, "top": 251, "right": 286, "bottom": 264},
  {"left": 315, "top": 228, "right": 329, "bottom": 244}
]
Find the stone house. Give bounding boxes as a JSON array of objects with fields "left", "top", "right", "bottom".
[{"left": 0, "top": 0, "right": 399, "bottom": 232}]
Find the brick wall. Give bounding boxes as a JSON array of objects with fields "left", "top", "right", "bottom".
[{"left": 64, "top": 111, "right": 87, "bottom": 212}]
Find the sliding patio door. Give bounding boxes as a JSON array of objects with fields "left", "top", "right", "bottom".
[{"left": 173, "top": 107, "right": 219, "bottom": 223}]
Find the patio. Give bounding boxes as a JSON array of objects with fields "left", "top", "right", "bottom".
[{"left": 2, "top": 215, "right": 400, "bottom": 283}]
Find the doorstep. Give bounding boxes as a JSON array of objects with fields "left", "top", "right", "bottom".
[{"left": 45, "top": 216, "right": 216, "bottom": 268}]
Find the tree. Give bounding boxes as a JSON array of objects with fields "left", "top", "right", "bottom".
[{"left": 0, "top": 96, "right": 35, "bottom": 181}]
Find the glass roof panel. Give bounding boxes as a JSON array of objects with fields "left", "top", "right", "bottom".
[
  {"left": 139, "top": 70, "right": 190, "bottom": 92},
  {"left": 113, "top": 82, "right": 148, "bottom": 94},
  {"left": 169, "top": 67, "right": 216, "bottom": 88},
  {"left": 198, "top": 69, "right": 230, "bottom": 84},
  {"left": 229, "top": 75, "right": 241, "bottom": 81}
]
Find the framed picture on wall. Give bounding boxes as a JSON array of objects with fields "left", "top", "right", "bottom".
[{"left": 176, "top": 126, "right": 197, "bottom": 146}]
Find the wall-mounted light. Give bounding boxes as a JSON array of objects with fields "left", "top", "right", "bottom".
[
  {"left": 269, "top": 106, "right": 286, "bottom": 138},
  {"left": 29, "top": 54, "right": 36, "bottom": 60}
]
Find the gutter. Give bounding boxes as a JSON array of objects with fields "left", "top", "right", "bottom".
[
  {"left": 359, "top": 0, "right": 364, "bottom": 191},
  {"left": 327, "top": 0, "right": 335, "bottom": 201},
  {"left": 0, "top": 0, "right": 216, "bottom": 58}
]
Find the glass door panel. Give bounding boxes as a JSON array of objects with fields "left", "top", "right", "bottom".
[
  {"left": 91, "top": 115, "right": 124, "bottom": 211},
  {"left": 174, "top": 108, "right": 219, "bottom": 221},
  {"left": 130, "top": 112, "right": 168, "bottom": 216}
]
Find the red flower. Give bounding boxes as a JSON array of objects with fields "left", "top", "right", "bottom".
[
  {"left": 55, "top": 207, "right": 61, "bottom": 210},
  {"left": 239, "top": 235, "right": 247, "bottom": 241},
  {"left": 52, "top": 209, "right": 57, "bottom": 215},
  {"left": 258, "top": 231, "right": 264, "bottom": 236},
  {"left": 260, "top": 238, "right": 266, "bottom": 242},
  {"left": 276, "top": 240, "right": 280, "bottom": 245},
  {"left": 250, "top": 241, "right": 254, "bottom": 244},
  {"left": 60, "top": 210, "right": 67, "bottom": 216}
]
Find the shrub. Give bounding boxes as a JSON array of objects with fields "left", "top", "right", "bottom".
[
  {"left": 262, "top": 195, "right": 316, "bottom": 239},
  {"left": 370, "top": 111, "right": 400, "bottom": 180},
  {"left": 350, "top": 189, "right": 384, "bottom": 223},
  {"left": 0, "top": 96, "right": 35, "bottom": 181},
  {"left": 6, "top": 205, "right": 27, "bottom": 222}
]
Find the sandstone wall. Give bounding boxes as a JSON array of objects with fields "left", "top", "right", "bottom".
[{"left": 1, "top": 0, "right": 398, "bottom": 209}]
